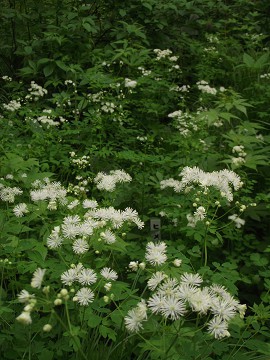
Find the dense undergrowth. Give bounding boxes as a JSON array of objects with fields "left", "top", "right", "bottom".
[{"left": 0, "top": 1, "right": 270, "bottom": 359}]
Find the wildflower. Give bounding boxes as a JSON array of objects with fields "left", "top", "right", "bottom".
[
  {"left": 139, "top": 262, "right": 146, "bottom": 270},
  {"left": 75, "top": 287, "right": 95, "bottom": 306},
  {"left": 124, "top": 78, "right": 137, "bottom": 88},
  {"left": 77, "top": 269, "right": 97, "bottom": 285},
  {"left": 181, "top": 273, "right": 203, "bottom": 287},
  {"left": 124, "top": 300, "right": 147, "bottom": 332},
  {"left": 47, "top": 226, "right": 63, "bottom": 249},
  {"left": 147, "top": 271, "right": 167, "bottom": 291},
  {"left": 16, "top": 311, "right": 32, "bottom": 325},
  {"left": 61, "top": 268, "right": 78, "bottom": 286},
  {"left": 173, "top": 259, "right": 182, "bottom": 267},
  {"left": 148, "top": 293, "right": 165, "bottom": 314},
  {"left": 188, "top": 288, "right": 211, "bottom": 314},
  {"left": 43, "top": 324, "right": 52, "bottom": 332},
  {"left": 0, "top": 186, "right": 23, "bottom": 203},
  {"left": 210, "top": 298, "right": 237, "bottom": 321},
  {"left": 100, "top": 230, "right": 116, "bottom": 244},
  {"left": 67, "top": 200, "right": 80, "bottom": 209},
  {"left": 72, "top": 238, "right": 89, "bottom": 254},
  {"left": 82, "top": 199, "right": 98, "bottom": 209},
  {"left": 194, "top": 206, "right": 206, "bottom": 220},
  {"left": 17, "top": 290, "right": 35, "bottom": 303},
  {"left": 100, "top": 267, "right": 118, "bottom": 281},
  {"left": 104, "top": 282, "right": 112, "bottom": 291},
  {"left": 228, "top": 214, "right": 245, "bottom": 228},
  {"left": 161, "top": 296, "right": 186, "bottom": 320},
  {"left": 145, "top": 242, "right": 167, "bottom": 266},
  {"left": 129, "top": 261, "right": 139, "bottom": 271},
  {"left": 207, "top": 316, "right": 230, "bottom": 339},
  {"left": 54, "top": 299, "right": 62, "bottom": 306},
  {"left": 31, "top": 268, "right": 46, "bottom": 289}
]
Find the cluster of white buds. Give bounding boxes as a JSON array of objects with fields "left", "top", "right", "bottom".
[
  {"left": 231, "top": 145, "right": 246, "bottom": 167},
  {"left": 2, "top": 99, "right": 21, "bottom": 111}
]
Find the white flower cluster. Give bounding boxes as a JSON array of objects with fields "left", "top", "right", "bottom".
[
  {"left": 125, "top": 265, "right": 246, "bottom": 339},
  {"left": 168, "top": 110, "right": 200, "bottom": 137},
  {"left": 260, "top": 73, "right": 270, "bottom": 79},
  {"left": 13, "top": 202, "right": 29, "bottom": 217},
  {"left": 47, "top": 203, "right": 144, "bottom": 250},
  {"left": 187, "top": 206, "right": 207, "bottom": 227},
  {"left": 70, "top": 152, "right": 91, "bottom": 169},
  {"left": 85, "top": 206, "right": 144, "bottom": 229},
  {"left": 94, "top": 169, "right": 132, "bottom": 192},
  {"left": 124, "top": 78, "right": 137, "bottom": 88},
  {"left": 30, "top": 178, "right": 67, "bottom": 210},
  {"left": 3, "top": 99, "right": 21, "bottom": 112},
  {"left": 160, "top": 166, "right": 243, "bottom": 202},
  {"left": 153, "top": 48, "right": 173, "bottom": 60},
  {"left": 61, "top": 265, "right": 118, "bottom": 306},
  {"left": 2, "top": 75, "right": 12, "bottom": 81},
  {"left": 101, "top": 101, "right": 116, "bottom": 113},
  {"left": 25, "top": 81, "right": 48, "bottom": 101},
  {"left": 231, "top": 145, "right": 246, "bottom": 167},
  {"left": 170, "top": 84, "right": 190, "bottom": 92},
  {"left": 64, "top": 80, "right": 76, "bottom": 86},
  {"left": 145, "top": 242, "right": 167, "bottom": 266},
  {"left": 0, "top": 184, "right": 23, "bottom": 203},
  {"left": 138, "top": 66, "right": 151, "bottom": 76},
  {"left": 197, "top": 80, "right": 217, "bottom": 95}
]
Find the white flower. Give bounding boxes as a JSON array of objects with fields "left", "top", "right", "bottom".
[
  {"left": 61, "top": 269, "right": 78, "bottom": 286},
  {"left": 31, "top": 268, "right": 46, "bottom": 289},
  {"left": 124, "top": 78, "right": 137, "bottom": 88},
  {"left": 207, "top": 316, "right": 230, "bottom": 339},
  {"left": 43, "top": 324, "right": 52, "bottom": 332},
  {"left": 13, "top": 203, "right": 29, "bottom": 217},
  {"left": 104, "top": 282, "right": 112, "bottom": 291},
  {"left": 100, "top": 230, "right": 116, "bottom": 244},
  {"left": 67, "top": 200, "right": 80, "bottom": 209},
  {"left": 188, "top": 288, "right": 211, "bottom": 314},
  {"left": 148, "top": 293, "right": 165, "bottom": 314},
  {"left": 228, "top": 214, "right": 245, "bottom": 228},
  {"left": 72, "top": 238, "right": 89, "bottom": 254},
  {"left": 145, "top": 242, "right": 167, "bottom": 266},
  {"left": 16, "top": 311, "right": 32, "bottom": 325},
  {"left": 173, "top": 259, "right": 182, "bottom": 267},
  {"left": 129, "top": 261, "right": 139, "bottom": 271},
  {"left": 82, "top": 199, "right": 98, "bottom": 209},
  {"left": 181, "top": 273, "right": 203, "bottom": 287},
  {"left": 194, "top": 206, "right": 206, "bottom": 220},
  {"left": 124, "top": 300, "right": 147, "bottom": 332},
  {"left": 161, "top": 296, "right": 186, "bottom": 320},
  {"left": 210, "top": 298, "right": 237, "bottom": 321},
  {"left": 147, "top": 271, "right": 167, "bottom": 291},
  {"left": 47, "top": 226, "right": 63, "bottom": 249},
  {"left": 77, "top": 269, "right": 97, "bottom": 285},
  {"left": 75, "top": 287, "right": 95, "bottom": 306},
  {"left": 100, "top": 267, "right": 118, "bottom": 281},
  {"left": 17, "top": 290, "right": 35, "bottom": 303}
]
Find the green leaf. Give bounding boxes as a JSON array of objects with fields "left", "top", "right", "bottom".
[{"left": 43, "top": 63, "right": 55, "bottom": 77}]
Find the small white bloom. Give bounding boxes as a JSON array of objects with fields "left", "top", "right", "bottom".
[
  {"left": 43, "top": 324, "right": 52, "bottom": 332},
  {"left": 75, "top": 287, "right": 95, "bottom": 306},
  {"left": 17, "top": 290, "right": 35, "bottom": 303},
  {"left": 129, "top": 261, "right": 139, "bottom": 271},
  {"left": 100, "top": 267, "right": 118, "bottom": 281},
  {"left": 16, "top": 311, "right": 32, "bottom": 325},
  {"left": 207, "top": 316, "right": 230, "bottom": 339},
  {"left": 31, "top": 268, "right": 46, "bottom": 289},
  {"left": 77, "top": 268, "right": 97, "bottom": 285},
  {"left": 72, "top": 238, "right": 89, "bottom": 254}
]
